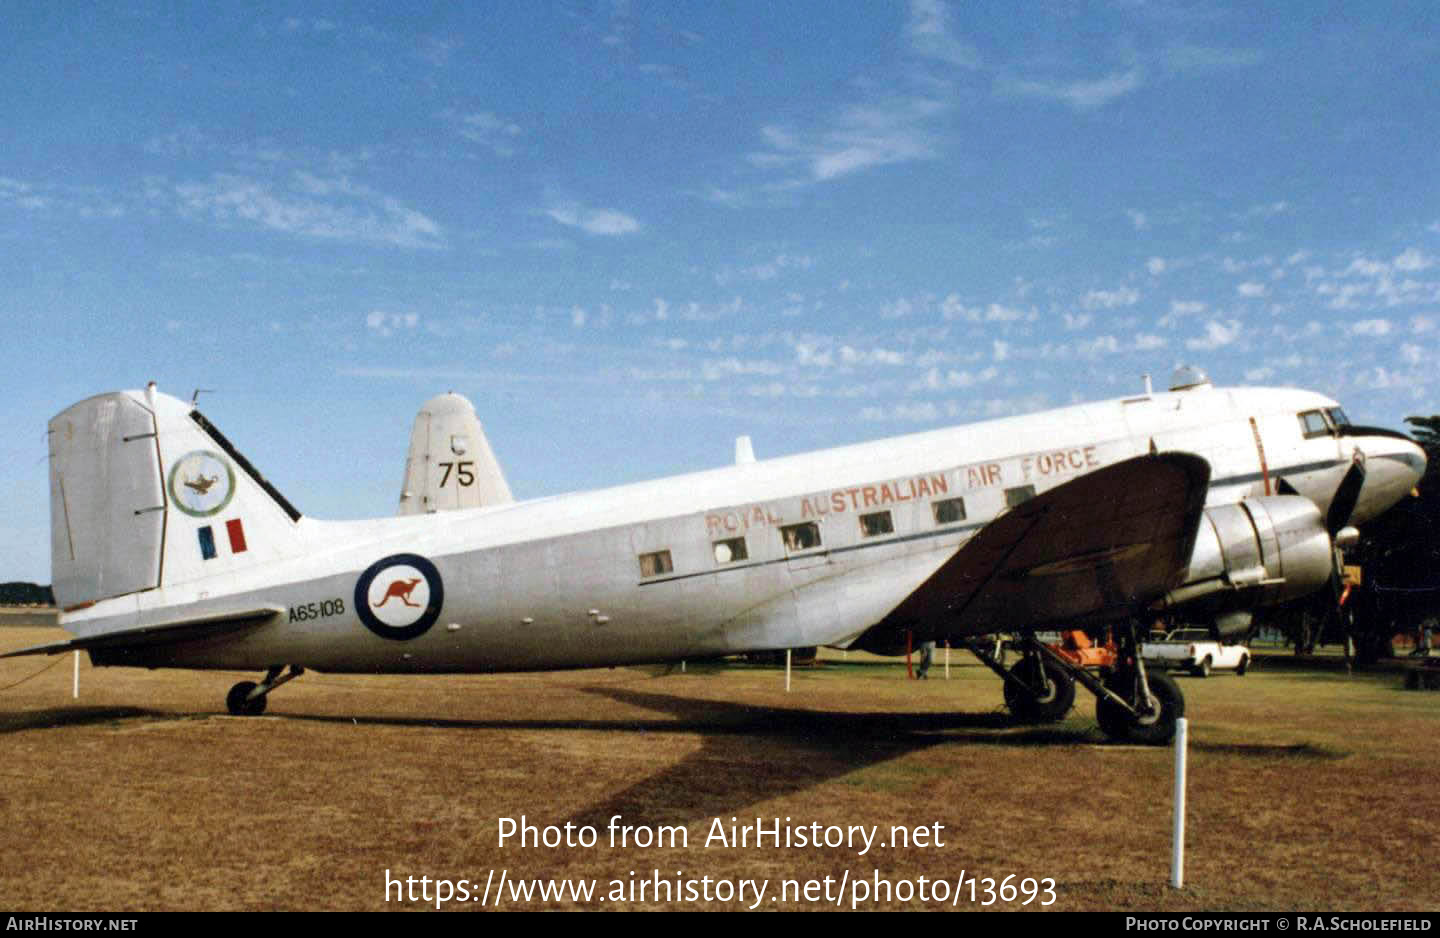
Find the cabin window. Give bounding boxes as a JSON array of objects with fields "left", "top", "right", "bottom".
[
  {"left": 1326, "top": 407, "right": 1351, "bottom": 428},
  {"left": 932, "top": 497, "right": 967, "bottom": 525},
  {"left": 1298, "top": 410, "right": 1330, "bottom": 439},
  {"left": 712, "top": 537, "right": 748, "bottom": 564},
  {"left": 638, "top": 550, "right": 673, "bottom": 578},
  {"left": 1004, "top": 485, "right": 1036, "bottom": 507},
  {"left": 859, "top": 511, "right": 893, "bottom": 538},
  {"left": 780, "top": 522, "right": 822, "bottom": 552}
]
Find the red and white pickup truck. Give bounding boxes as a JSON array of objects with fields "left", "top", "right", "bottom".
[{"left": 1141, "top": 628, "right": 1251, "bottom": 677}]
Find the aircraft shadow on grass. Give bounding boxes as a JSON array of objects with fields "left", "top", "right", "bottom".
[
  {"left": 0, "top": 706, "right": 156, "bottom": 733},
  {"left": 561, "top": 684, "right": 1085, "bottom": 829}
]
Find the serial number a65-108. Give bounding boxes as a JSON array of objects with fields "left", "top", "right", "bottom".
[{"left": 289, "top": 598, "right": 346, "bottom": 622}]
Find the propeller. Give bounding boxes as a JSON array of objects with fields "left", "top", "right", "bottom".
[
  {"left": 1324, "top": 457, "right": 1367, "bottom": 613},
  {"left": 1326, "top": 458, "right": 1367, "bottom": 536}
]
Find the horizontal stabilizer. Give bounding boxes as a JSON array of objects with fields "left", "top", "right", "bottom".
[
  {"left": 882, "top": 452, "right": 1210, "bottom": 637},
  {"left": 1, "top": 605, "right": 283, "bottom": 658}
]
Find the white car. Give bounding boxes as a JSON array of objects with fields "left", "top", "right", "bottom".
[{"left": 1142, "top": 628, "right": 1251, "bottom": 677}]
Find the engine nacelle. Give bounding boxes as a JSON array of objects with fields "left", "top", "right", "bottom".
[{"left": 1161, "top": 495, "right": 1335, "bottom": 639}]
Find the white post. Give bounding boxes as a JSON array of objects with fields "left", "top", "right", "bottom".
[
  {"left": 72, "top": 650, "right": 80, "bottom": 699},
  {"left": 785, "top": 648, "right": 792, "bottom": 692},
  {"left": 1171, "top": 717, "right": 1188, "bottom": 888},
  {"left": 681, "top": 660, "right": 686, "bottom": 673},
  {"left": 944, "top": 641, "right": 950, "bottom": 679}
]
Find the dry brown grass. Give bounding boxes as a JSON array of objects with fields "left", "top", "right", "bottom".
[{"left": 2, "top": 628, "right": 1437, "bottom": 911}]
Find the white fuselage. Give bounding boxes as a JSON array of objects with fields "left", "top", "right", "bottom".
[{"left": 65, "top": 384, "right": 1423, "bottom": 674}]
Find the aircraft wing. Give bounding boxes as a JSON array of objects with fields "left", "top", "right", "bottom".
[
  {"left": 1, "top": 606, "right": 284, "bottom": 658},
  {"left": 883, "top": 452, "right": 1210, "bottom": 638}
]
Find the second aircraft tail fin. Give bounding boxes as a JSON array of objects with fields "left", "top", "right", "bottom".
[{"left": 397, "top": 392, "right": 513, "bottom": 515}]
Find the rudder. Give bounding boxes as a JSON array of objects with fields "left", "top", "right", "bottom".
[{"left": 49, "top": 384, "right": 304, "bottom": 610}]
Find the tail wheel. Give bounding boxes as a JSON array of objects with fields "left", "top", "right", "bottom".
[
  {"left": 1096, "top": 669, "right": 1184, "bottom": 745},
  {"left": 1003, "top": 656, "right": 1076, "bottom": 723},
  {"left": 226, "top": 681, "right": 267, "bottom": 717}
]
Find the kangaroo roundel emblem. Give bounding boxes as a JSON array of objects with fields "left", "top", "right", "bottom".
[{"left": 354, "top": 553, "right": 444, "bottom": 641}]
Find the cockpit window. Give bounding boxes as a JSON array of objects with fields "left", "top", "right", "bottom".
[
  {"left": 1298, "top": 410, "right": 1330, "bottom": 439},
  {"left": 1326, "top": 407, "right": 1351, "bottom": 428}
]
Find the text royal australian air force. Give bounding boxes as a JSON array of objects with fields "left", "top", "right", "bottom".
[{"left": 704, "top": 444, "right": 1105, "bottom": 540}]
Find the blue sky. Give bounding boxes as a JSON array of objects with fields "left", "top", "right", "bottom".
[{"left": 2, "top": 1, "right": 1437, "bottom": 583}]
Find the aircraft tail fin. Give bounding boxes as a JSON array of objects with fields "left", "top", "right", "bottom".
[
  {"left": 49, "top": 385, "right": 304, "bottom": 611},
  {"left": 397, "top": 392, "right": 513, "bottom": 515}
]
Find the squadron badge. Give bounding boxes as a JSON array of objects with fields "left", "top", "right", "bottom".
[{"left": 167, "top": 450, "right": 236, "bottom": 517}]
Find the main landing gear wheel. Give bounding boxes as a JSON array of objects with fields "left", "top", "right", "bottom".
[
  {"left": 1096, "top": 668, "right": 1184, "bottom": 745},
  {"left": 1003, "top": 655, "right": 1076, "bottom": 723},
  {"left": 1192, "top": 656, "right": 1212, "bottom": 678},
  {"left": 226, "top": 681, "right": 267, "bottom": 716}
]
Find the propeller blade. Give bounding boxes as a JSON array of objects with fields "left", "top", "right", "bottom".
[{"left": 1326, "top": 461, "right": 1366, "bottom": 536}]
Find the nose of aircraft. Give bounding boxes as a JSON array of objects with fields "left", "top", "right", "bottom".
[{"left": 1348, "top": 428, "right": 1428, "bottom": 524}]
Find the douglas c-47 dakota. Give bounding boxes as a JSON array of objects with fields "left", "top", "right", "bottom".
[{"left": 8, "top": 367, "right": 1426, "bottom": 743}]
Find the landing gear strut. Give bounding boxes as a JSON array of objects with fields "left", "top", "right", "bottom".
[
  {"left": 966, "top": 635, "right": 1076, "bottom": 723},
  {"left": 225, "top": 665, "right": 304, "bottom": 716},
  {"left": 1094, "top": 621, "right": 1185, "bottom": 744},
  {"left": 965, "top": 622, "right": 1185, "bottom": 744}
]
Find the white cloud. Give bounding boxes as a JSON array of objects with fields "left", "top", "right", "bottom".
[
  {"left": 442, "top": 109, "right": 523, "bottom": 156},
  {"left": 366, "top": 311, "right": 420, "bottom": 336},
  {"left": 1345, "top": 257, "right": 1388, "bottom": 277},
  {"left": 1000, "top": 69, "right": 1143, "bottom": 112},
  {"left": 1237, "top": 281, "right": 1267, "bottom": 298},
  {"left": 1082, "top": 286, "right": 1140, "bottom": 310},
  {"left": 172, "top": 173, "right": 443, "bottom": 249},
  {"left": 1163, "top": 45, "right": 1264, "bottom": 72},
  {"left": 911, "top": 366, "right": 997, "bottom": 391},
  {"left": 701, "top": 358, "right": 784, "bottom": 380},
  {"left": 1394, "top": 247, "right": 1434, "bottom": 272},
  {"left": 840, "top": 345, "right": 906, "bottom": 367},
  {"left": 1147, "top": 257, "right": 1167, "bottom": 276},
  {"left": 1186, "top": 319, "right": 1242, "bottom": 350},
  {"left": 1349, "top": 318, "right": 1391, "bottom": 336},
  {"left": 795, "top": 342, "right": 833, "bottom": 368},
  {"left": 1127, "top": 209, "right": 1149, "bottom": 231},
  {"left": 1240, "top": 201, "right": 1290, "bottom": 219},
  {"left": 545, "top": 203, "right": 640, "bottom": 236},
  {"left": 1077, "top": 335, "right": 1120, "bottom": 359},
  {"left": 904, "top": 0, "right": 984, "bottom": 68},
  {"left": 906, "top": 0, "right": 981, "bottom": 69},
  {"left": 860, "top": 401, "right": 942, "bottom": 423},
  {"left": 1353, "top": 367, "right": 1402, "bottom": 390},
  {"left": 744, "top": 253, "right": 814, "bottom": 281},
  {"left": 751, "top": 97, "right": 944, "bottom": 183},
  {"left": 940, "top": 296, "right": 1032, "bottom": 322},
  {"left": 881, "top": 298, "right": 914, "bottom": 320}
]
